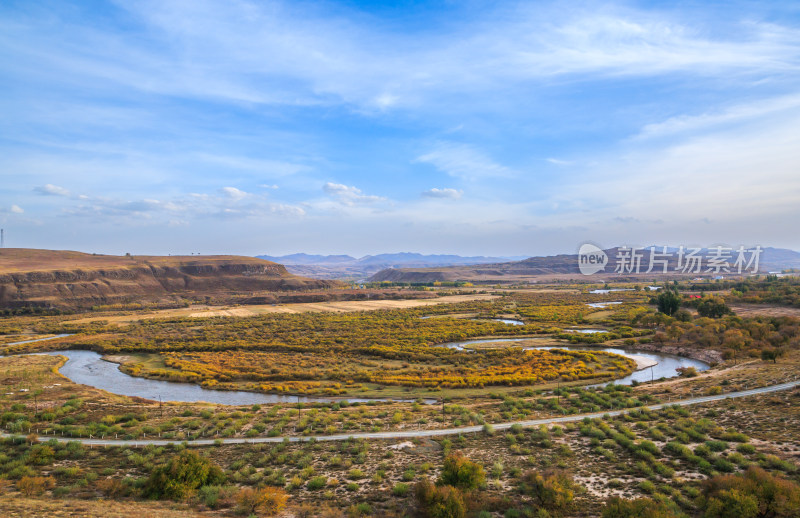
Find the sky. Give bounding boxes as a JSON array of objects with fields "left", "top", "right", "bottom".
[{"left": 1, "top": 0, "right": 799, "bottom": 257}]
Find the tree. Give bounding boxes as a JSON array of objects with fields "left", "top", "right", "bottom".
[
  {"left": 723, "top": 329, "right": 747, "bottom": 364},
  {"left": 143, "top": 450, "right": 225, "bottom": 500},
  {"left": 696, "top": 297, "right": 732, "bottom": 318},
  {"left": 703, "top": 489, "right": 758, "bottom": 518},
  {"left": 760, "top": 348, "right": 784, "bottom": 363},
  {"left": 438, "top": 453, "right": 486, "bottom": 490},
  {"left": 656, "top": 290, "right": 681, "bottom": 316}
]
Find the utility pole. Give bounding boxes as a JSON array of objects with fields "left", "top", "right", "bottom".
[
  {"left": 159, "top": 395, "right": 163, "bottom": 418},
  {"left": 557, "top": 378, "right": 560, "bottom": 406}
]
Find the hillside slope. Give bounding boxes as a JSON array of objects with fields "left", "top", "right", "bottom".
[{"left": 0, "top": 249, "right": 334, "bottom": 309}]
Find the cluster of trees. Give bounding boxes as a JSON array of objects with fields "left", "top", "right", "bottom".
[
  {"left": 654, "top": 290, "right": 733, "bottom": 319},
  {"left": 728, "top": 277, "right": 800, "bottom": 308},
  {"left": 646, "top": 313, "right": 799, "bottom": 361}
]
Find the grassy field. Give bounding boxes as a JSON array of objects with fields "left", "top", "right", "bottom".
[{"left": 63, "top": 293, "right": 499, "bottom": 324}]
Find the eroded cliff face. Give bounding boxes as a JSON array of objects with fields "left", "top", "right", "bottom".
[{"left": 0, "top": 250, "right": 333, "bottom": 308}]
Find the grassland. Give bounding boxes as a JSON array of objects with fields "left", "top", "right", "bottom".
[
  {"left": 62, "top": 293, "right": 499, "bottom": 325},
  {"left": 1, "top": 280, "right": 799, "bottom": 516}
]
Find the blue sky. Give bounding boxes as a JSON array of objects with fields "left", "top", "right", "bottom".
[{"left": 2, "top": 0, "right": 799, "bottom": 256}]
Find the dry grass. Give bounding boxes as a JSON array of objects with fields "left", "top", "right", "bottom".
[
  {"left": 729, "top": 303, "right": 800, "bottom": 318},
  {"left": 0, "top": 493, "right": 207, "bottom": 517},
  {"left": 64, "top": 294, "right": 499, "bottom": 324}
]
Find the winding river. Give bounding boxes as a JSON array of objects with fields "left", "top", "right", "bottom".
[
  {"left": 8, "top": 333, "right": 708, "bottom": 405},
  {"left": 436, "top": 338, "right": 709, "bottom": 386}
]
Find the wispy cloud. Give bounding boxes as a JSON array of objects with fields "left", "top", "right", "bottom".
[
  {"left": 1, "top": 205, "right": 25, "bottom": 214},
  {"left": 61, "top": 189, "right": 305, "bottom": 222},
  {"left": 545, "top": 158, "right": 573, "bottom": 166},
  {"left": 633, "top": 94, "right": 800, "bottom": 140},
  {"left": 322, "top": 182, "right": 385, "bottom": 206},
  {"left": 34, "top": 184, "right": 71, "bottom": 197},
  {"left": 415, "top": 143, "right": 514, "bottom": 180},
  {"left": 5, "top": 2, "right": 797, "bottom": 112},
  {"left": 421, "top": 188, "right": 463, "bottom": 199},
  {"left": 220, "top": 186, "right": 249, "bottom": 200}
]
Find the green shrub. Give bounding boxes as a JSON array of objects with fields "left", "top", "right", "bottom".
[
  {"left": 601, "top": 496, "right": 683, "bottom": 517},
  {"left": 706, "top": 440, "right": 728, "bottom": 452},
  {"left": 393, "top": 483, "right": 410, "bottom": 496},
  {"left": 519, "top": 470, "right": 574, "bottom": 513},
  {"left": 736, "top": 444, "right": 756, "bottom": 455},
  {"left": 306, "top": 476, "right": 327, "bottom": 490},
  {"left": 415, "top": 478, "right": 466, "bottom": 518},
  {"left": 438, "top": 453, "right": 486, "bottom": 490},
  {"left": 142, "top": 450, "right": 225, "bottom": 500},
  {"left": 638, "top": 480, "right": 656, "bottom": 494},
  {"left": 700, "top": 466, "right": 800, "bottom": 518}
]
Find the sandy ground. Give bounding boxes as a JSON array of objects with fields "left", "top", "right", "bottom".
[
  {"left": 65, "top": 294, "right": 499, "bottom": 324},
  {"left": 627, "top": 354, "right": 658, "bottom": 370}
]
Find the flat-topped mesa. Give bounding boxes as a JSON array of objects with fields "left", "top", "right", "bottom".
[{"left": 0, "top": 248, "right": 334, "bottom": 309}]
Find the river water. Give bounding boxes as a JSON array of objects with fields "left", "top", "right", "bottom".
[
  {"left": 436, "top": 338, "right": 708, "bottom": 386},
  {"left": 12, "top": 332, "right": 707, "bottom": 405},
  {"left": 32, "top": 350, "right": 428, "bottom": 405}
]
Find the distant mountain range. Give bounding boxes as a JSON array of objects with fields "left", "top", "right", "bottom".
[
  {"left": 366, "top": 246, "right": 800, "bottom": 283},
  {"left": 255, "top": 253, "right": 526, "bottom": 280}
]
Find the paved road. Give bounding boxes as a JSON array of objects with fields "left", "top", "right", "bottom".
[{"left": 5, "top": 380, "right": 798, "bottom": 447}]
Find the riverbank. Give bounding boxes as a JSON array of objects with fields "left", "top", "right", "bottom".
[{"left": 630, "top": 342, "right": 724, "bottom": 365}]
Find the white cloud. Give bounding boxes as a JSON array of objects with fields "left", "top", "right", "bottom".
[
  {"left": 634, "top": 94, "right": 800, "bottom": 140},
  {"left": 323, "top": 182, "right": 385, "bottom": 206},
  {"left": 421, "top": 188, "right": 463, "bottom": 199},
  {"left": 546, "top": 158, "right": 573, "bottom": 166},
  {"left": 10, "top": 1, "right": 796, "bottom": 114},
  {"left": 416, "top": 143, "right": 514, "bottom": 180},
  {"left": 268, "top": 203, "right": 306, "bottom": 217},
  {"left": 10, "top": 205, "right": 24, "bottom": 214},
  {"left": 59, "top": 188, "right": 306, "bottom": 223},
  {"left": 559, "top": 109, "right": 800, "bottom": 233},
  {"left": 220, "top": 186, "right": 249, "bottom": 200},
  {"left": 34, "top": 184, "right": 71, "bottom": 196}
]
